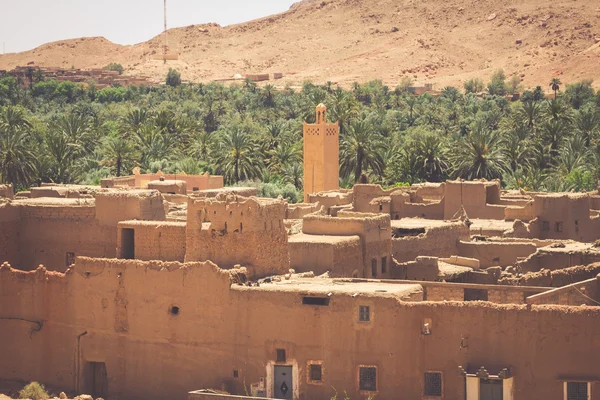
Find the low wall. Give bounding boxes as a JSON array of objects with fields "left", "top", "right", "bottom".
[
  {"left": 526, "top": 276, "right": 600, "bottom": 306},
  {"left": 117, "top": 221, "right": 186, "bottom": 262},
  {"left": 392, "top": 222, "right": 470, "bottom": 263},
  {"left": 457, "top": 241, "right": 537, "bottom": 268}
]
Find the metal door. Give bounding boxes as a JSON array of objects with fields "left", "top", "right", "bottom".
[
  {"left": 274, "top": 365, "right": 293, "bottom": 400},
  {"left": 480, "top": 379, "right": 503, "bottom": 400}
]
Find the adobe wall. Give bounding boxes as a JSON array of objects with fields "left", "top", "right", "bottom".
[
  {"left": 392, "top": 257, "right": 439, "bottom": 281},
  {"left": 100, "top": 176, "right": 136, "bottom": 188},
  {"left": 0, "top": 184, "right": 14, "bottom": 199},
  {"left": 526, "top": 276, "right": 600, "bottom": 306},
  {"left": 117, "top": 221, "right": 186, "bottom": 262},
  {"left": 504, "top": 201, "right": 534, "bottom": 221},
  {"left": 302, "top": 212, "right": 392, "bottom": 278},
  {"left": 288, "top": 234, "right": 362, "bottom": 277},
  {"left": 443, "top": 180, "right": 506, "bottom": 219},
  {"left": 501, "top": 264, "right": 600, "bottom": 287},
  {"left": 516, "top": 248, "right": 600, "bottom": 273},
  {"left": 95, "top": 190, "right": 166, "bottom": 227},
  {"left": 185, "top": 195, "right": 289, "bottom": 278},
  {"left": 457, "top": 241, "right": 537, "bottom": 268},
  {"left": 14, "top": 200, "right": 116, "bottom": 272},
  {"left": 0, "top": 202, "right": 19, "bottom": 266},
  {"left": 286, "top": 203, "right": 320, "bottom": 220},
  {"left": 529, "top": 194, "right": 594, "bottom": 241},
  {"left": 352, "top": 184, "right": 396, "bottom": 213},
  {"left": 3, "top": 261, "right": 598, "bottom": 400},
  {"left": 392, "top": 222, "right": 470, "bottom": 263}
]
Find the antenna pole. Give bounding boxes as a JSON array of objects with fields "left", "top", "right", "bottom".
[{"left": 163, "top": 0, "right": 168, "bottom": 64}]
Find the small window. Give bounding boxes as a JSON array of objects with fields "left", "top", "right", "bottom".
[
  {"left": 555, "top": 221, "right": 564, "bottom": 233},
  {"left": 359, "top": 366, "right": 377, "bottom": 392},
  {"left": 233, "top": 369, "right": 239, "bottom": 379},
  {"left": 566, "top": 382, "right": 589, "bottom": 400},
  {"left": 379, "top": 204, "right": 383, "bottom": 212},
  {"left": 276, "top": 349, "right": 286, "bottom": 363},
  {"left": 542, "top": 221, "right": 550, "bottom": 232},
  {"left": 169, "top": 306, "right": 180, "bottom": 316},
  {"left": 358, "top": 306, "right": 370, "bottom": 322},
  {"left": 381, "top": 257, "right": 387, "bottom": 274},
  {"left": 303, "top": 297, "right": 330, "bottom": 306},
  {"left": 424, "top": 372, "right": 443, "bottom": 397},
  {"left": 193, "top": 187, "right": 199, "bottom": 191},
  {"left": 371, "top": 259, "right": 377, "bottom": 278},
  {"left": 309, "top": 364, "right": 322, "bottom": 382}
]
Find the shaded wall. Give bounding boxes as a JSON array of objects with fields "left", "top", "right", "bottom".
[
  {"left": 392, "top": 223, "right": 470, "bottom": 263},
  {"left": 1, "top": 260, "right": 600, "bottom": 400}
]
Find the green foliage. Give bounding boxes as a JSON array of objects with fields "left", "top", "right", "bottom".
[
  {"left": 166, "top": 68, "right": 182, "bottom": 87},
  {"left": 0, "top": 76, "right": 598, "bottom": 195},
  {"left": 19, "top": 382, "right": 49, "bottom": 400},
  {"left": 487, "top": 69, "right": 507, "bottom": 96},
  {"left": 463, "top": 78, "right": 484, "bottom": 94},
  {"left": 105, "top": 62, "right": 124, "bottom": 75}
]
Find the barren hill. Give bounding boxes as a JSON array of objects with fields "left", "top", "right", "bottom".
[{"left": 1, "top": 0, "right": 600, "bottom": 89}]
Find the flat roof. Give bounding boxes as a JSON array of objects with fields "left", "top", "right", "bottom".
[
  {"left": 12, "top": 198, "right": 95, "bottom": 206},
  {"left": 288, "top": 233, "right": 361, "bottom": 244},
  {"left": 242, "top": 277, "right": 423, "bottom": 299}
]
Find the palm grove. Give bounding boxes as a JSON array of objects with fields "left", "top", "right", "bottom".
[{"left": 1, "top": 68, "right": 600, "bottom": 203}]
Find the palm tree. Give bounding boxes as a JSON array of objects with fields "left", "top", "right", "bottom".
[
  {"left": 0, "top": 107, "right": 36, "bottom": 188},
  {"left": 340, "top": 118, "right": 385, "bottom": 182},
  {"left": 549, "top": 78, "right": 561, "bottom": 99},
  {"left": 213, "top": 127, "right": 260, "bottom": 183},
  {"left": 99, "top": 136, "right": 137, "bottom": 177},
  {"left": 414, "top": 132, "right": 448, "bottom": 182},
  {"left": 449, "top": 127, "right": 508, "bottom": 180},
  {"left": 268, "top": 141, "right": 302, "bottom": 175},
  {"left": 282, "top": 163, "right": 303, "bottom": 189}
]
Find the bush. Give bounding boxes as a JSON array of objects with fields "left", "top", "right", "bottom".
[
  {"left": 463, "top": 78, "right": 484, "bottom": 94},
  {"left": 487, "top": 69, "right": 507, "bottom": 96},
  {"left": 166, "top": 68, "right": 182, "bottom": 87},
  {"left": 104, "top": 62, "right": 124, "bottom": 75},
  {"left": 19, "top": 382, "right": 49, "bottom": 400}
]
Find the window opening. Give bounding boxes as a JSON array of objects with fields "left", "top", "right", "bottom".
[
  {"left": 309, "top": 364, "right": 322, "bottom": 382},
  {"left": 542, "top": 221, "right": 550, "bottom": 232},
  {"left": 169, "top": 306, "right": 180, "bottom": 316},
  {"left": 359, "top": 306, "right": 370, "bottom": 322},
  {"left": 233, "top": 370, "right": 239, "bottom": 379},
  {"left": 302, "top": 297, "right": 330, "bottom": 306},
  {"left": 371, "top": 259, "right": 377, "bottom": 278},
  {"left": 566, "top": 382, "right": 588, "bottom": 400},
  {"left": 555, "top": 221, "right": 564, "bottom": 233},
  {"left": 424, "top": 372, "right": 442, "bottom": 397},
  {"left": 276, "top": 349, "right": 286, "bottom": 363},
  {"left": 359, "top": 366, "right": 377, "bottom": 392},
  {"left": 381, "top": 257, "right": 387, "bottom": 274}
]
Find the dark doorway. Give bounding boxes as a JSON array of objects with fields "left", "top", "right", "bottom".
[
  {"left": 85, "top": 362, "right": 108, "bottom": 399},
  {"left": 274, "top": 365, "right": 293, "bottom": 400},
  {"left": 480, "top": 379, "right": 502, "bottom": 400},
  {"left": 464, "top": 288, "right": 488, "bottom": 301},
  {"left": 121, "top": 228, "right": 135, "bottom": 259}
]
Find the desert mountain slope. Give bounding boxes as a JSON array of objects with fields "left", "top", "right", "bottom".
[{"left": 1, "top": 0, "right": 599, "bottom": 88}]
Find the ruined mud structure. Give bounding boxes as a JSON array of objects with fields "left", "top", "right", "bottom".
[{"left": 1, "top": 108, "right": 600, "bottom": 400}]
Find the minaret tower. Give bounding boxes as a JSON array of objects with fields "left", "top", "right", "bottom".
[{"left": 303, "top": 104, "right": 340, "bottom": 202}]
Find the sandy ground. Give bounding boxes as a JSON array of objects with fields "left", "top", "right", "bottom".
[{"left": 0, "top": 0, "right": 599, "bottom": 89}]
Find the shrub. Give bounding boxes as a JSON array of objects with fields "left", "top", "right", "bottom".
[
  {"left": 166, "top": 68, "right": 182, "bottom": 87},
  {"left": 19, "top": 382, "right": 49, "bottom": 400},
  {"left": 104, "top": 62, "right": 124, "bottom": 75},
  {"left": 463, "top": 78, "right": 484, "bottom": 94}
]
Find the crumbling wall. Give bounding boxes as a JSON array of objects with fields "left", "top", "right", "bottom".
[
  {"left": 286, "top": 203, "right": 320, "bottom": 219},
  {"left": 392, "top": 222, "right": 470, "bottom": 263},
  {"left": 392, "top": 256, "right": 439, "bottom": 281},
  {"left": 186, "top": 195, "right": 289, "bottom": 278},
  {"left": 117, "top": 221, "right": 186, "bottom": 262},
  {"left": 504, "top": 201, "right": 534, "bottom": 221},
  {"left": 457, "top": 241, "right": 537, "bottom": 268},
  {"left": 501, "top": 264, "right": 600, "bottom": 287},
  {"left": 530, "top": 194, "right": 593, "bottom": 241},
  {"left": 516, "top": 248, "right": 600, "bottom": 273}
]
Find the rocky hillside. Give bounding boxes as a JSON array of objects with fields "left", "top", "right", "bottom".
[{"left": 1, "top": 0, "right": 599, "bottom": 88}]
